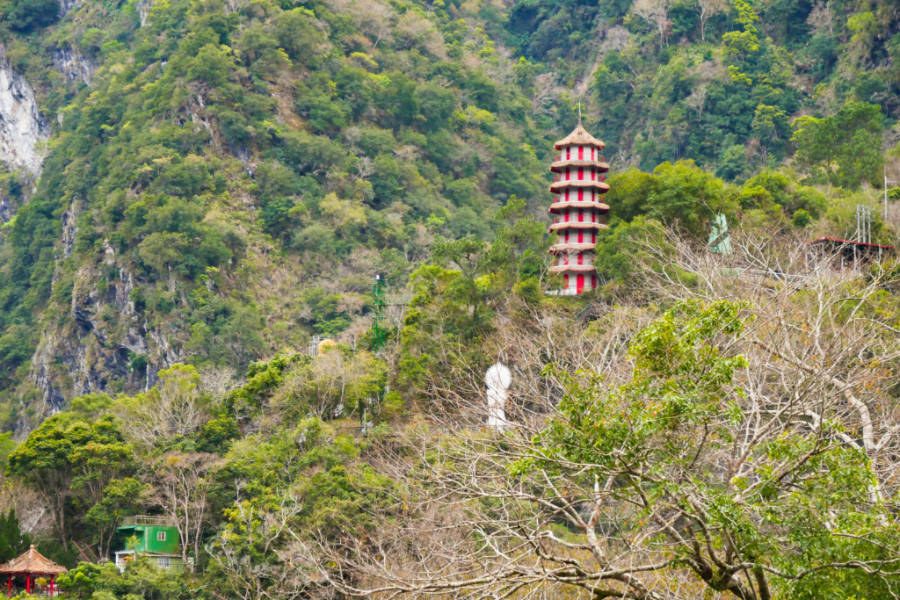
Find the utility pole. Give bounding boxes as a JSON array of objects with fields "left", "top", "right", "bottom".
[{"left": 855, "top": 204, "right": 872, "bottom": 244}]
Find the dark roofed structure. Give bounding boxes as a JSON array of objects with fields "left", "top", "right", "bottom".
[{"left": 809, "top": 236, "right": 895, "bottom": 265}]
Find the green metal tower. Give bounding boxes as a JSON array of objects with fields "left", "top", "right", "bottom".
[{"left": 371, "top": 274, "right": 388, "bottom": 351}]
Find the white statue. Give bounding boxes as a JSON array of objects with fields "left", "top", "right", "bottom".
[{"left": 485, "top": 362, "right": 512, "bottom": 431}]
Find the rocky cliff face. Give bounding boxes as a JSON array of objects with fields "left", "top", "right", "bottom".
[
  {"left": 0, "top": 193, "right": 14, "bottom": 224},
  {"left": 0, "top": 54, "right": 48, "bottom": 177},
  {"left": 59, "top": 0, "right": 79, "bottom": 16},
  {"left": 52, "top": 45, "right": 94, "bottom": 86},
  {"left": 30, "top": 207, "right": 182, "bottom": 408}
]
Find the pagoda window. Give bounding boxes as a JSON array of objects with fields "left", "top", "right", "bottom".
[
  {"left": 565, "top": 188, "right": 570, "bottom": 201},
  {"left": 578, "top": 209, "right": 584, "bottom": 222},
  {"left": 578, "top": 230, "right": 584, "bottom": 243},
  {"left": 566, "top": 147, "right": 571, "bottom": 160},
  {"left": 578, "top": 167, "right": 584, "bottom": 180},
  {"left": 578, "top": 189, "right": 584, "bottom": 201},
  {"left": 591, "top": 232, "right": 596, "bottom": 243},
  {"left": 578, "top": 253, "right": 583, "bottom": 265},
  {"left": 578, "top": 146, "right": 584, "bottom": 160},
  {"left": 564, "top": 274, "right": 569, "bottom": 288},
  {"left": 577, "top": 274, "right": 584, "bottom": 293},
  {"left": 564, "top": 211, "right": 569, "bottom": 222},
  {"left": 565, "top": 230, "right": 569, "bottom": 242}
]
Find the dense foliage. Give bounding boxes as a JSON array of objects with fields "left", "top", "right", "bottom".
[
  {"left": 0, "top": 0, "right": 897, "bottom": 422},
  {"left": 0, "top": 0, "right": 896, "bottom": 598}
]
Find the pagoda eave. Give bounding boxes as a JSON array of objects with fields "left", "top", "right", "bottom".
[
  {"left": 548, "top": 222, "right": 608, "bottom": 232},
  {"left": 549, "top": 180, "right": 611, "bottom": 193},
  {"left": 549, "top": 200, "right": 610, "bottom": 213},
  {"left": 550, "top": 160, "right": 610, "bottom": 172},
  {"left": 548, "top": 264, "right": 598, "bottom": 274},
  {"left": 549, "top": 243, "right": 596, "bottom": 253}
]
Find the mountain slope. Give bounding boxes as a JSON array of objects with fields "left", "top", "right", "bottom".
[
  {"left": 0, "top": 0, "right": 898, "bottom": 427},
  {"left": 0, "top": 0, "right": 565, "bottom": 424}
]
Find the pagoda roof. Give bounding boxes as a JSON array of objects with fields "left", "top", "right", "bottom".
[
  {"left": 548, "top": 221, "right": 608, "bottom": 232},
  {"left": 549, "top": 200, "right": 610, "bottom": 213},
  {"left": 549, "top": 243, "right": 596, "bottom": 253},
  {"left": 554, "top": 124, "right": 605, "bottom": 150},
  {"left": 0, "top": 545, "right": 67, "bottom": 576},
  {"left": 550, "top": 180, "right": 610, "bottom": 193},
  {"left": 550, "top": 159, "right": 610, "bottom": 172},
  {"left": 548, "top": 264, "right": 598, "bottom": 274}
]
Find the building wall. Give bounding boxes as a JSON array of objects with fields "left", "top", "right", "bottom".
[{"left": 116, "top": 524, "right": 181, "bottom": 555}]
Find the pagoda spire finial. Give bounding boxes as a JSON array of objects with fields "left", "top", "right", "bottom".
[{"left": 577, "top": 101, "right": 582, "bottom": 126}]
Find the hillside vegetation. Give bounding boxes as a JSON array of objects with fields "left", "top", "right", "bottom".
[
  {"left": 0, "top": 0, "right": 896, "bottom": 598},
  {"left": 0, "top": 0, "right": 897, "bottom": 422}
]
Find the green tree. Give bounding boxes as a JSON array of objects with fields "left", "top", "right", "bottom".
[
  {"left": 0, "top": 509, "right": 30, "bottom": 563},
  {"left": 609, "top": 161, "right": 737, "bottom": 238},
  {"left": 6, "top": 411, "right": 133, "bottom": 554},
  {"left": 3, "top": 0, "right": 59, "bottom": 32},
  {"left": 57, "top": 558, "right": 192, "bottom": 599},
  {"left": 83, "top": 478, "right": 149, "bottom": 559},
  {"left": 792, "top": 101, "right": 884, "bottom": 188}
]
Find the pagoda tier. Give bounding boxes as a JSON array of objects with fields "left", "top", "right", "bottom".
[{"left": 547, "top": 123, "right": 610, "bottom": 295}]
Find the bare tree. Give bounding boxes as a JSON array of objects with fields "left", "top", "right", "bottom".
[
  {"left": 806, "top": 2, "right": 833, "bottom": 37},
  {"left": 116, "top": 364, "right": 212, "bottom": 448},
  {"left": 207, "top": 495, "right": 313, "bottom": 600},
  {"left": 685, "top": 59, "right": 724, "bottom": 119},
  {"left": 152, "top": 451, "right": 221, "bottom": 565},
  {"left": 698, "top": 0, "right": 729, "bottom": 41},
  {"left": 632, "top": 0, "right": 672, "bottom": 48},
  {"left": 304, "top": 231, "right": 900, "bottom": 599}
]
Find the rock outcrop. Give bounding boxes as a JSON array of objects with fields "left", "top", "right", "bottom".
[
  {"left": 59, "top": 0, "right": 79, "bottom": 16},
  {"left": 52, "top": 45, "right": 94, "bottom": 86},
  {"left": 31, "top": 243, "right": 180, "bottom": 409},
  {"left": 0, "top": 54, "right": 48, "bottom": 176},
  {"left": 0, "top": 192, "right": 14, "bottom": 224}
]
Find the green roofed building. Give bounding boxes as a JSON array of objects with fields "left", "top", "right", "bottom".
[{"left": 114, "top": 516, "right": 186, "bottom": 572}]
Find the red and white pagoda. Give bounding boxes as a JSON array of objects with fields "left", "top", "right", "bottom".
[{"left": 548, "top": 123, "right": 610, "bottom": 294}]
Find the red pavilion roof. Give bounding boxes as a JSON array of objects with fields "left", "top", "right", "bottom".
[{"left": 0, "top": 546, "right": 67, "bottom": 576}]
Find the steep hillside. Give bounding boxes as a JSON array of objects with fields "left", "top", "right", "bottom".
[
  {"left": 0, "top": 1, "right": 896, "bottom": 598},
  {"left": 0, "top": 0, "right": 568, "bottom": 424},
  {"left": 0, "top": 0, "right": 897, "bottom": 428},
  {"left": 508, "top": 0, "right": 900, "bottom": 174}
]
